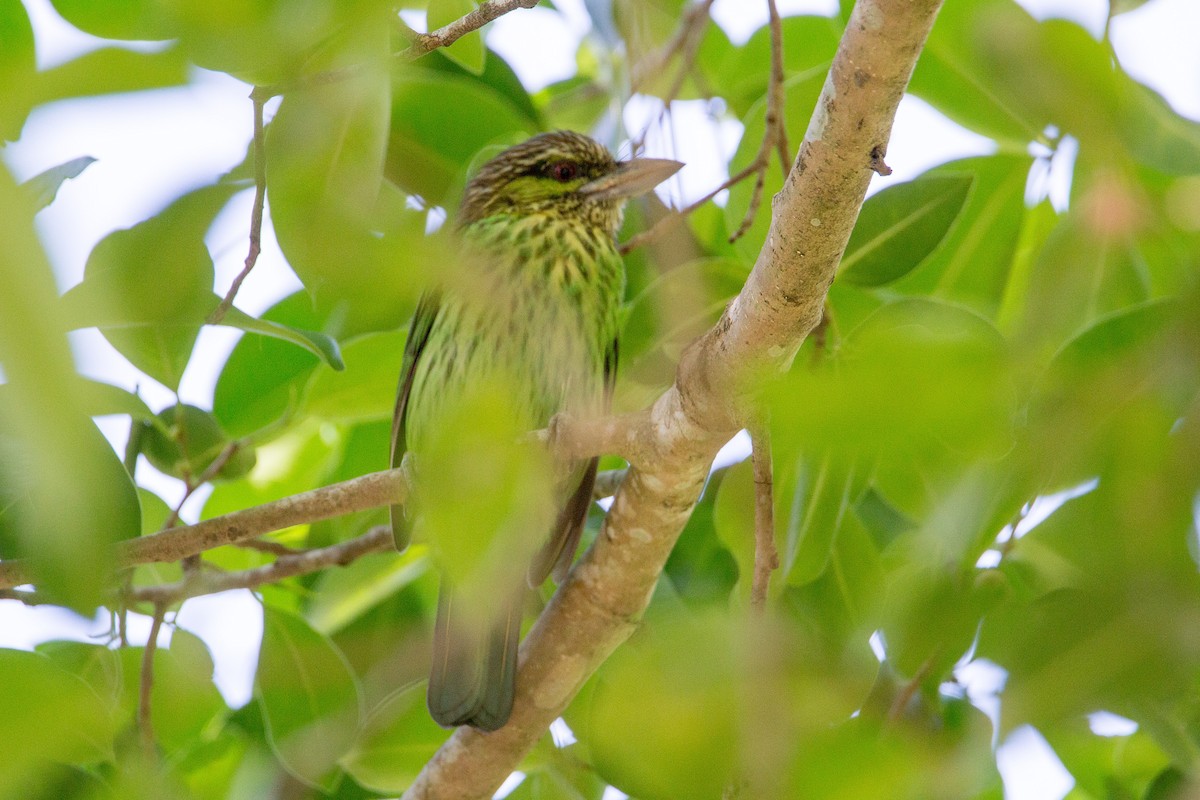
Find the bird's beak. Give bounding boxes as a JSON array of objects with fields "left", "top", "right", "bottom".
[{"left": 579, "top": 157, "right": 684, "bottom": 201}]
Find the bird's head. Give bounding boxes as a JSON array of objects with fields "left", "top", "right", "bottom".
[{"left": 458, "top": 131, "right": 683, "bottom": 236}]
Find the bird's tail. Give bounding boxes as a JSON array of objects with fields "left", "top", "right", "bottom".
[{"left": 427, "top": 580, "right": 520, "bottom": 731}]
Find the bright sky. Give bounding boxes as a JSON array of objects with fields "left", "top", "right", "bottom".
[{"left": 2, "top": 1, "right": 1198, "bottom": 797}]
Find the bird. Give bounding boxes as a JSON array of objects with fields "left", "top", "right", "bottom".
[{"left": 390, "top": 131, "right": 683, "bottom": 731}]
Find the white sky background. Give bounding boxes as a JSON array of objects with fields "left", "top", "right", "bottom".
[{"left": 2, "top": 0, "right": 1199, "bottom": 797}]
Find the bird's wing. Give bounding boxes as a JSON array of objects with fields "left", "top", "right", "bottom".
[
  {"left": 389, "top": 291, "right": 441, "bottom": 550},
  {"left": 527, "top": 336, "right": 619, "bottom": 587}
]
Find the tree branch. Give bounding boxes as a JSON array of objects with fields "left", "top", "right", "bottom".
[
  {"left": 126, "top": 526, "right": 396, "bottom": 605},
  {"left": 397, "top": 0, "right": 540, "bottom": 61},
  {"left": 749, "top": 424, "right": 778, "bottom": 611},
  {"left": 0, "top": 468, "right": 407, "bottom": 590},
  {"left": 208, "top": 88, "right": 269, "bottom": 326},
  {"left": 401, "top": 0, "right": 943, "bottom": 796},
  {"left": 138, "top": 602, "right": 166, "bottom": 756}
]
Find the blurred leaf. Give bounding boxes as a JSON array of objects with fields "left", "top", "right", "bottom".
[
  {"left": 427, "top": 0, "right": 485, "bottom": 74},
  {"left": 212, "top": 292, "right": 326, "bottom": 439},
  {"left": 33, "top": 46, "right": 191, "bottom": 103},
  {"left": 588, "top": 611, "right": 737, "bottom": 800},
  {"left": 269, "top": 36, "right": 428, "bottom": 335},
  {"left": 168, "top": 0, "right": 391, "bottom": 86},
  {"left": 667, "top": 467, "right": 739, "bottom": 606},
  {"left": 1118, "top": 80, "right": 1200, "bottom": 176},
  {"left": 61, "top": 183, "right": 240, "bottom": 389},
  {"left": 771, "top": 299, "right": 1013, "bottom": 519},
  {"left": 0, "top": 0, "right": 35, "bottom": 139},
  {"left": 0, "top": 649, "right": 115, "bottom": 795},
  {"left": 339, "top": 684, "right": 450, "bottom": 793},
  {"left": 1109, "top": 0, "right": 1152, "bottom": 13},
  {"left": 77, "top": 378, "right": 155, "bottom": 421},
  {"left": 387, "top": 68, "right": 538, "bottom": 205},
  {"left": 49, "top": 0, "right": 173, "bottom": 40},
  {"left": 622, "top": 257, "right": 745, "bottom": 382},
  {"left": 139, "top": 403, "right": 256, "bottom": 482},
  {"left": 840, "top": 174, "right": 974, "bottom": 287},
  {"left": 0, "top": 168, "right": 143, "bottom": 610},
  {"left": 302, "top": 329, "right": 405, "bottom": 422},
  {"left": 910, "top": 0, "right": 1046, "bottom": 147},
  {"left": 710, "top": 15, "right": 841, "bottom": 116},
  {"left": 308, "top": 545, "right": 431, "bottom": 634},
  {"left": 777, "top": 451, "right": 863, "bottom": 587},
  {"left": 257, "top": 607, "right": 363, "bottom": 789},
  {"left": 893, "top": 155, "right": 1034, "bottom": 316},
  {"left": 21, "top": 156, "right": 96, "bottom": 211},
  {"left": 118, "top": 629, "right": 228, "bottom": 754},
  {"left": 218, "top": 303, "right": 344, "bottom": 370},
  {"left": 1043, "top": 718, "right": 1169, "bottom": 799}
]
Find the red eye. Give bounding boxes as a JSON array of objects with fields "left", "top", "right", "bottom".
[{"left": 549, "top": 161, "right": 579, "bottom": 182}]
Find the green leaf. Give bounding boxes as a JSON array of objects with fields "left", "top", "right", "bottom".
[
  {"left": 667, "top": 467, "right": 739, "bottom": 607},
  {"left": 0, "top": 404, "right": 141, "bottom": 608},
  {"left": 168, "top": 0, "right": 390, "bottom": 86},
  {"left": 21, "top": 156, "right": 96, "bottom": 211},
  {"left": 588, "top": 612, "right": 738, "bottom": 800},
  {"left": 909, "top": 0, "right": 1048, "bottom": 146},
  {"left": 1118, "top": 79, "right": 1200, "bottom": 175},
  {"left": 257, "top": 607, "right": 363, "bottom": 790},
  {"left": 0, "top": 0, "right": 36, "bottom": 139},
  {"left": 61, "top": 183, "right": 240, "bottom": 389},
  {"left": 212, "top": 292, "right": 326, "bottom": 439},
  {"left": 116, "top": 630, "right": 228, "bottom": 754},
  {"left": 49, "top": 0, "right": 173, "bottom": 40},
  {"left": 218, "top": 303, "right": 344, "bottom": 370},
  {"left": 339, "top": 684, "right": 450, "bottom": 793},
  {"left": 386, "top": 69, "right": 538, "bottom": 205},
  {"left": 308, "top": 546, "right": 430, "bottom": 634},
  {"left": 302, "top": 329, "right": 405, "bottom": 422},
  {"left": 0, "top": 167, "right": 141, "bottom": 610},
  {"left": 710, "top": 15, "right": 841, "bottom": 117},
  {"left": 268, "top": 36, "right": 428, "bottom": 335},
  {"left": 893, "top": 156, "right": 1034, "bottom": 316},
  {"left": 32, "top": 46, "right": 190, "bottom": 103},
  {"left": 139, "top": 403, "right": 256, "bottom": 482},
  {"left": 840, "top": 174, "right": 974, "bottom": 287},
  {"left": 0, "top": 649, "right": 115, "bottom": 796},
  {"left": 778, "top": 451, "right": 863, "bottom": 587},
  {"left": 428, "top": 0, "right": 486, "bottom": 74},
  {"left": 77, "top": 377, "right": 155, "bottom": 421}
]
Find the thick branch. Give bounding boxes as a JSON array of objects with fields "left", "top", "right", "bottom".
[
  {"left": 0, "top": 468, "right": 407, "bottom": 590},
  {"left": 402, "top": 2, "right": 944, "bottom": 796}
]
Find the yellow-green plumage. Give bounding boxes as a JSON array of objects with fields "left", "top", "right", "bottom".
[{"left": 390, "top": 131, "right": 681, "bottom": 731}]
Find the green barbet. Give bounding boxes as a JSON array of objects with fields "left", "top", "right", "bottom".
[{"left": 390, "top": 131, "right": 682, "bottom": 731}]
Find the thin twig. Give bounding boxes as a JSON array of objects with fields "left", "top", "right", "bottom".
[
  {"left": 208, "top": 89, "right": 268, "bottom": 325},
  {"left": 397, "top": 0, "right": 539, "bottom": 61},
  {"left": 749, "top": 424, "right": 779, "bottom": 610},
  {"left": 622, "top": 0, "right": 791, "bottom": 254},
  {"left": 629, "top": 0, "right": 718, "bottom": 152},
  {"left": 729, "top": 0, "right": 791, "bottom": 243},
  {"left": 887, "top": 652, "right": 939, "bottom": 723},
  {"left": 138, "top": 602, "right": 167, "bottom": 756},
  {"left": 619, "top": 162, "right": 761, "bottom": 254},
  {"left": 127, "top": 526, "right": 397, "bottom": 606}
]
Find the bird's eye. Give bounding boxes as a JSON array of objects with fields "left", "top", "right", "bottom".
[{"left": 548, "top": 161, "right": 579, "bottom": 182}]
